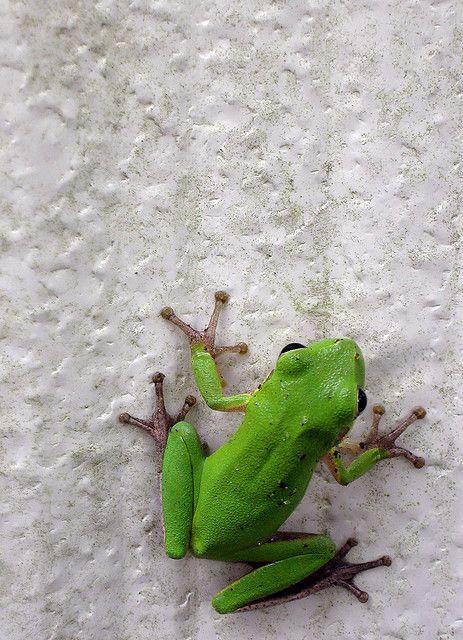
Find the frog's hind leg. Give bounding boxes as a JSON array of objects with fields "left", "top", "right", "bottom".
[
  {"left": 162, "top": 420, "right": 206, "bottom": 558},
  {"left": 118, "top": 372, "right": 196, "bottom": 455},
  {"left": 237, "top": 537, "right": 391, "bottom": 612},
  {"left": 212, "top": 535, "right": 391, "bottom": 614},
  {"left": 119, "top": 373, "right": 204, "bottom": 559},
  {"left": 212, "top": 533, "right": 336, "bottom": 614}
]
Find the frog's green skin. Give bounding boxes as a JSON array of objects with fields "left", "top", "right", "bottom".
[
  {"left": 121, "top": 295, "right": 425, "bottom": 614},
  {"left": 163, "top": 339, "right": 386, "bottom": 613},
  {"left": 184, "top": 339, "right": 363, "bottom": 558}
]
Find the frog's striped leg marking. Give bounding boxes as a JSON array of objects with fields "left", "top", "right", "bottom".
[
  {"left": 225, "top": 538, "right": 391, "bottom": 613},
  {"left": 161, "top": 291, "right": 251, "bottom": 412},
  {"left": 324, "top": 404, "right": 426, "bottom": 485},
  {"left": 118, "top": 374, "right": 202, "bottom": 558}
]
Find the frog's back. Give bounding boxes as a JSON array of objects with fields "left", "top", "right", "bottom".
[
  {"left": 191, "top": 372, "right": 333, "bottom": 559},
  {"left": 191, "top": 338, "right": 363, "bottom": 559}
]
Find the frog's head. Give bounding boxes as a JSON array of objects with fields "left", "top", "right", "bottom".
[{"left": 275, "top": 338, "right": 366, "bottom": 437}]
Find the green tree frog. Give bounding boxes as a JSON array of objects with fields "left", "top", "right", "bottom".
[{"left": 119, "top": 291, "right": 425, "bottom": 614}]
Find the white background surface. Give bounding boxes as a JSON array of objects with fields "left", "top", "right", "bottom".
[{"left": 1, "top": 1, "right": 462, "bottom": 639}]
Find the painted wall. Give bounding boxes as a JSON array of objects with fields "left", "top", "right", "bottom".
[{"left": 1, "top": 1, "right": 461, "bottom": 638}]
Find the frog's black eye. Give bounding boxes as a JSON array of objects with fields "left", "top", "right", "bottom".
[
  {"left": 357, "top": 388, "right": 367, "bottom": 414},
  {"left": 279, "top": 343, "right": 305, "bottom": 356}
]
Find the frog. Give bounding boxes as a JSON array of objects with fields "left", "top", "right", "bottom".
[{"left": 119, "top": 291, "right": 426, "bottom": 614}]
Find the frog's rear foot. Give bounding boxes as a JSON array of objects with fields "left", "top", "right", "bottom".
[
  {"left": 161, "top": 291, "right": 248, "bottom": 359},
  {"left": 118, "top": 372, "right": 196, "bottom": 454},
  {"left": 237, "top": 538, "right": 391, "bottom": 612}
]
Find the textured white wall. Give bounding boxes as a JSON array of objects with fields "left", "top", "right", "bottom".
[{"left": 1, "top": 1, "right": 461, "bottom": 638}]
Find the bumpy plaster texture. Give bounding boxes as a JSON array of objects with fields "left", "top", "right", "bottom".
[{"left": 1, "top": 1, "right": 462, "bottom": 638}]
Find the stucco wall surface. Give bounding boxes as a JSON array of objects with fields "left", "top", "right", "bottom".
[{"left": 1, "top": 1, "right": 462, "bottom": 639}]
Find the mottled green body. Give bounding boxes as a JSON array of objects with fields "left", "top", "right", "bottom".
[
  {"left": 120, "top": 293, "right": 425, "bottom": 613},
  {"left": 190, "top": 338, "right": 364, "bottom": 559}
]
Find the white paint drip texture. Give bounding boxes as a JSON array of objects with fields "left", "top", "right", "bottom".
[{"left": 0, "top": 1, "right": 461, "bottom": 639}]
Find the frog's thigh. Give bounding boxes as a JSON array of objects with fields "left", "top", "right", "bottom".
[
  {"left": 212, "top": 535, "right": 336, "bottom": 614},
  {"left": 162, "top": 421, "right": 205, "bottom": 559}
]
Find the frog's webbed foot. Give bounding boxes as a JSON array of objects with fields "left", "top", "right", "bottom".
[
  {"left": 237, "top": 539, "right": 391, "bottom": 612},
  {"left": 359, "top": 404, "right": 426, "bottom": 468},
  {"left": 160, "top": 291, "right": 248, "bottom": 359},
  {"left": 118, "top": 372, "right": 196, "bottom": 455},
  {"left": 302, "top": 538, "right": 391, "bottom": 603}
]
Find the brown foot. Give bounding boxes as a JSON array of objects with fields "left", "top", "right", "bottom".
[
  {"left": 236, "top": 539, "right": 391, "bottom": 612},
  {"left": 160, "top": 291, "right": 248, "bottom": 359},
  {"left": 361, "top": 404, "right": 425, "bottom": 468},
  {"left": 118, "top": 372, "right": 196, "bottom": 455}
]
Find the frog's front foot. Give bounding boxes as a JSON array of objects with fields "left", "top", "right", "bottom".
[
  {"left": 237, "top": 539, "right": 391, "bottom": 612},
  {"left": 161, "top": 291, "right": 248, "bottom": 359},
  {"left": 118, "top": 373, "right": 196, "bottom": 455},
  {"left": 359, "top": 404, "right": 426, "bottom": 468}
]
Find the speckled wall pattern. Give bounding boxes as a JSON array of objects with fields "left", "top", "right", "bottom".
[{"left": 1, "top": 1, "right": 461, "bottom": 638}]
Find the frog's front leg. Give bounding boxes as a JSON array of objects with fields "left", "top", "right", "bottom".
[
  {"left": 213, "top": 535, "right": 391, "bottom": 613},
  {"left": 119, "top": 374, "right": 205, "bottom": 558},
  {"left": 324, "top": 404, "right": 426, "bottom": 485},
  {"left": 161, "top": 291, "right": 251, "bottom": 411}
]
